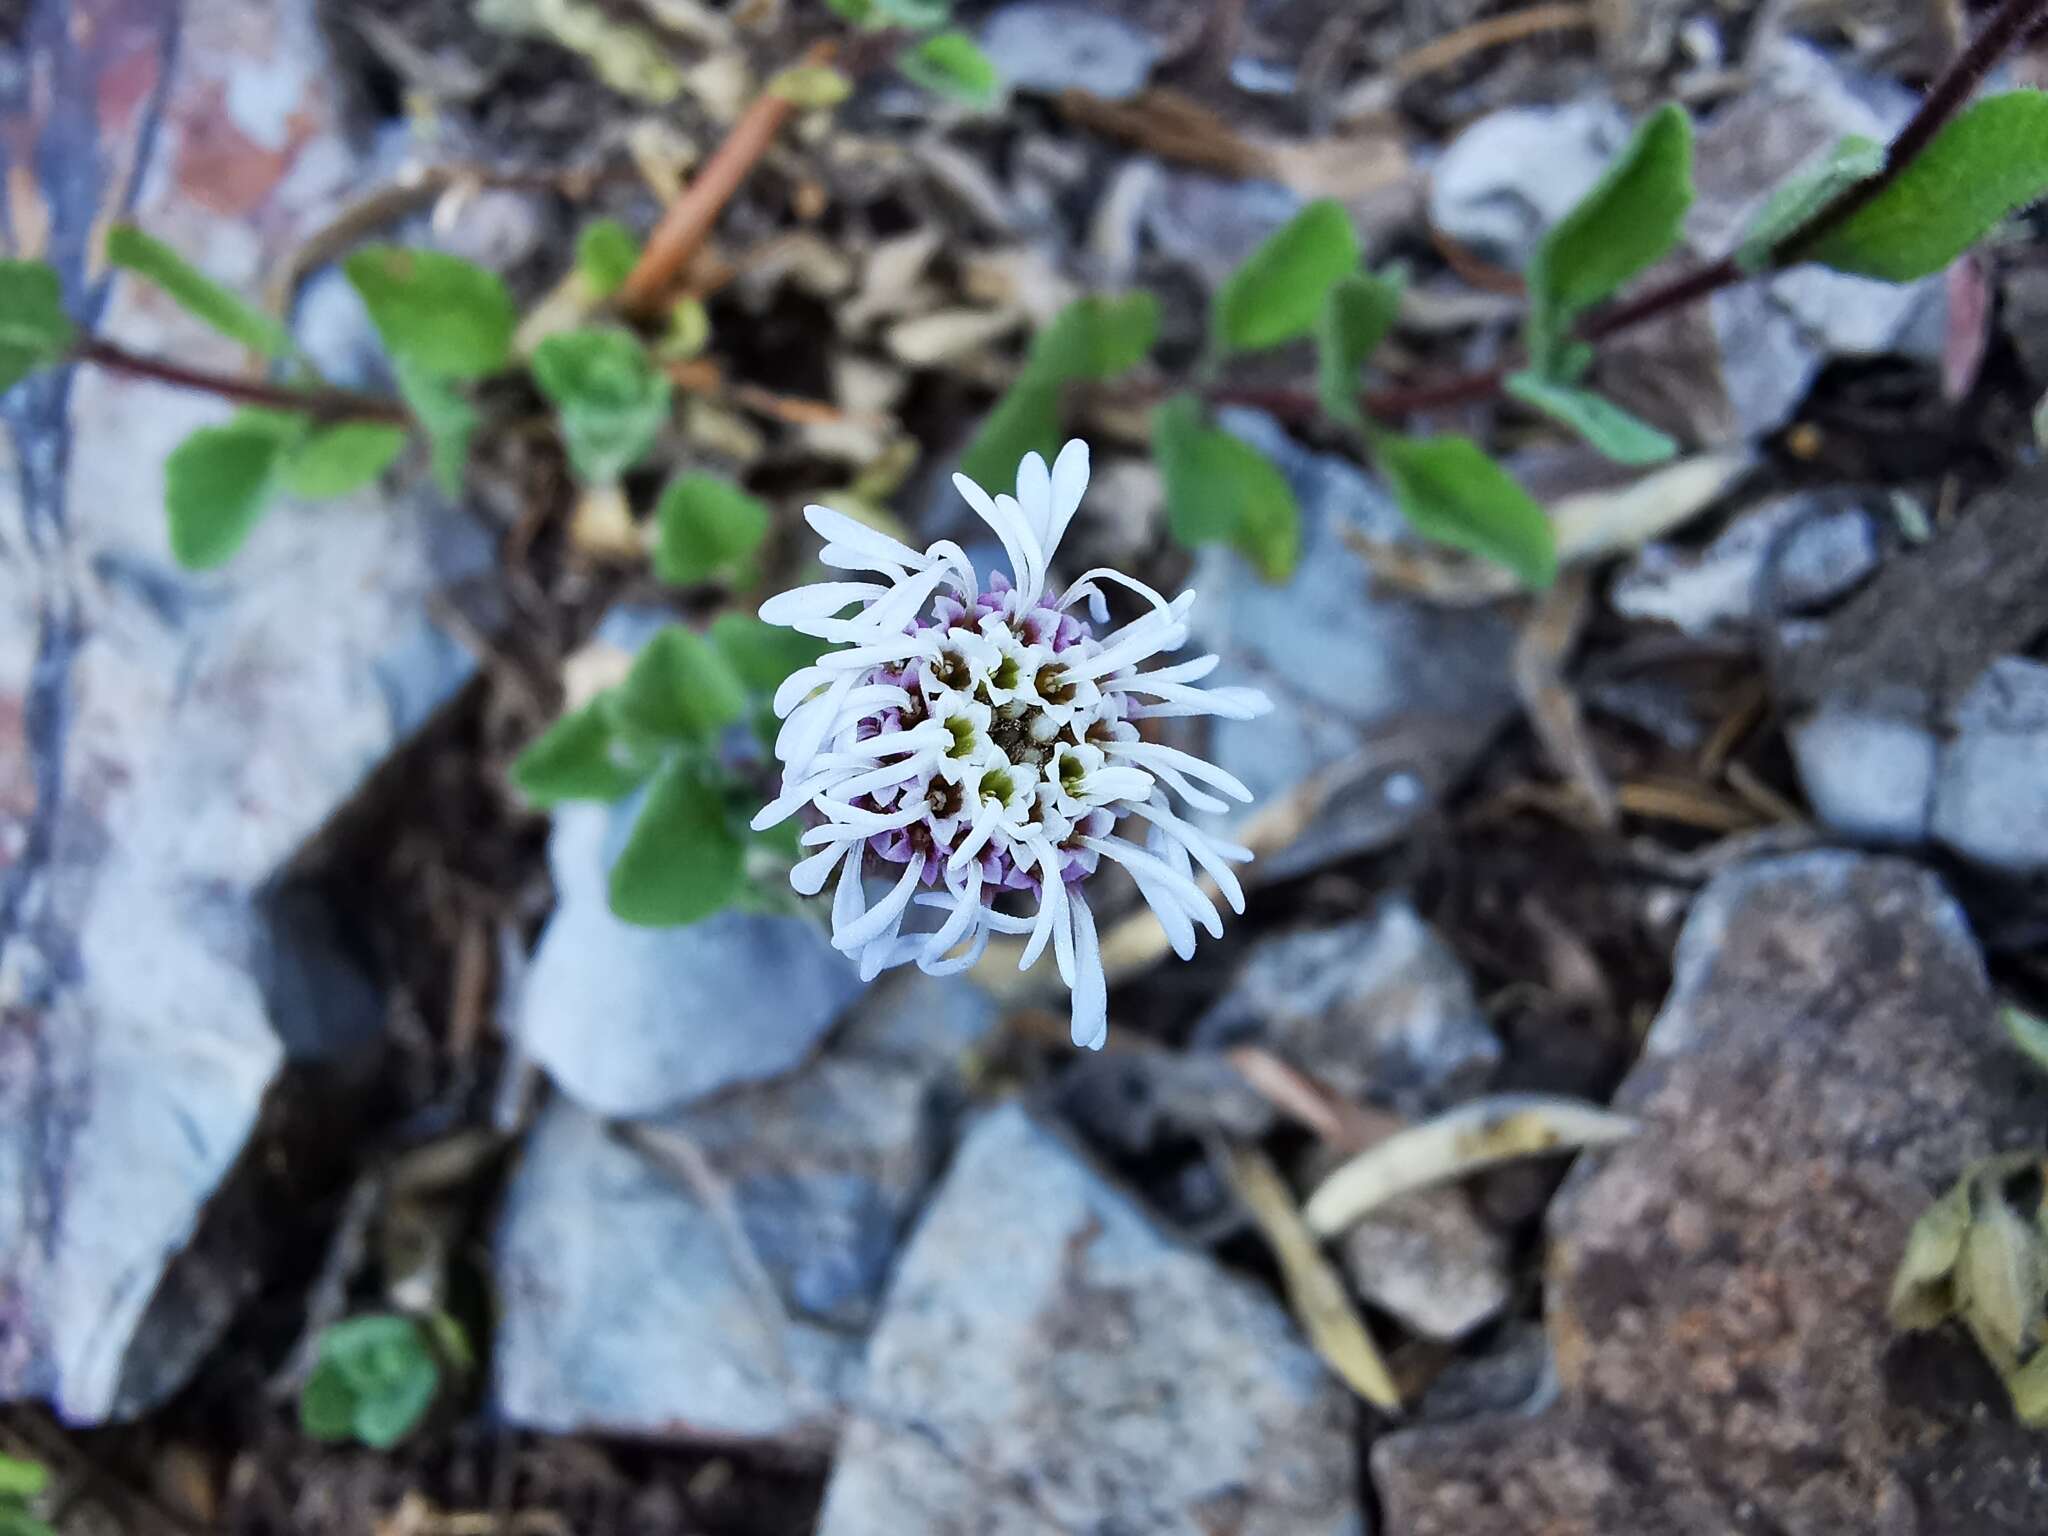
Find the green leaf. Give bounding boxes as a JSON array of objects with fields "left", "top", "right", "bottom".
[
  {"left": 278, "top": 421, "right": 407, "bottom": 498},
  {"left": 344, "top": 246, "right": 515, "bottom": 379},
  {"left": 768, "top": 64, "right": 854, "bottom": 109},
  {"left": 395, "top": 362, "right": 476, "bottom": 496},
  {"left": 2008, "top": 1348, "right": 2048, "bottom": 1428},
  {"left": 576, "top": 219, "right": 640, "bottom": 297},
  {"left": 0, "top": 1459, "right": 46, "bottom": 1501},
  {"left": 351, "top": 1358, "right": 439, "bottom": 1450},
  {"left": 1961, "top": 1194, "right": 2047, "bottom": 1366},
  {"left": 2005, "top": 1004, "right": 2048, "bottom": 1076},
  {"left": 531, "top": 326, "right": 672, "bottom": 483},
  {"left": 1527, "top": 104, "right": 1693, "bottom": 371},
  {"left": 1890, "top": 1173, "right": 1974, "bottom": 1330},
  {"left": 106, "top": 224, "right": 294, "bottom": 358},
  {"left": 1213, "top": 200, "right": 1360, "bottom": 354},
  {"left": 711, "top": 613, "right": 829, "bottom": 695},
  {"left": 1505, "top": 372, "right": 1677, "bottom": 465},
  {"left": 298, "top": 1359, "right": 361, "bottom": 1442},
  {"left": 1315, "top": 269, "right": 1404, "bottom": 428},
  {"left": 1804, "top": 92, "right": 2048, "bottom": 282},
  {"left": 610, "top": 625, "right": 749, "bottom": 749},
  {"left": 1735, "top": 135, "right": 1884, "bottom": 272},
  {"left": 1374, "top": 432, "right": 1557, "bottom": 588},
  {"left": 1027, "top": 292, "right": 1160, "bottom": 382},
  {"left": 872, "top": 0, "right": 949, "bottom": 26},
  {"left": 960, "top": 378, "right": 1061, "bottom": 493},
  {"left": 165, "top": 422, "right": 289, "bottom": 568},
  {"left": 608, "top": 757, "right": 747, "bottom": 925},
  {"left": 0, "top": 260, "right": 76, "bottom": 394},
  {"left": 825, "top": 0, "right": 878, "bottom": 19},
  {"left": 1152, "top": 394, "right": 1302, "bottom": 582},
  {"left": 511, "top": 700, "right": 649, "bottom": 807},
  {"left": 659, "top": 296, "right": 711, "bottom": 361},
  {"left": 653, "top": 473, "right": 771, "bottom": 585},
  {"left": 899, "top": 31, "right": 999, "bottom": 108}
]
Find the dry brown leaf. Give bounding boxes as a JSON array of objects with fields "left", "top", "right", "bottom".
[
  {"left": 1056, "top": 87, "right": 1273, "bottom": 178},
  {"left": 1513, "top": 565, "right": 1617, "bottom": 826}
]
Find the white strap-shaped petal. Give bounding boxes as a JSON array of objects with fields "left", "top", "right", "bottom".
[
  {"left": 775, "top": 671, "right": 859, "bottom": 780},
  {"left": 993, "top": 493, "right": 1046, "bottom": 606},
  {"left": 790, "top": 837, "right": 858, "bottom": 897},
  {"left": 821, "top": 752, "right": 936, "bottom": 804},
  {"left": 953, "top": 471, "right": 1039, "bottom": 601},
  {"left": 1111, "top": 654, "right": 1220, "bottom": 687},
  {"left": 833, "top": 854, "right": 926, "bottom": 954},
  {"left": 1016, "top": 832, "right": 1069, "bottom": 979},
  {"left": 1014, "top": 449, "right": 1055, "bottom": 554},
  {"left": 1045, "top": 439, "right": 1090, "bottom": 561},
  {"left": 1079, "top": 764, "right": 1154, "bottom": 806},
  {"left": 1124, "top": 798, "right": 1250, "bottom": 912},
  {"left": 1059, "top": 565, "right": 1172, "bottom": 619},
  {"left": 805, "top": 504, "right": 927, "bottom": 576},
  {"left": 945, "top": 794, "right": 1007, "bottom": 874},
  {"left": 1107, "top": 740, "right": 1253, "bottom": 804},
  {"left": 918, "top": 862, "right": 983, "bottom": 957},
  {"left": 1068, "top": 892, "right": 1106, "bottom": 1050},
  {"left": 1083, "top": 834, "right": 1224, "bottom": 940},
  {"left": 802, "top": 799, "right": 926, "bottom": 837},
  {"left": 855, "top": 561, "right": 957, "bottom": 640},
  {"left": 1070, "top": 597, "right": 1194, "bottom": 680},
  {"left": 1100, "top": 741, "right": 1227, "bottom": 815},
  {"left": 832, "top": 836, "right": 868, "bottom": 936},
  {"left": 918, "top": 922, "right": 994, "bottom": 977},
  {"left": 759, "top": 581, "right": 888, "bottom": 634}
]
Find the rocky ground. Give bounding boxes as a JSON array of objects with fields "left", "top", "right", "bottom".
[{"left": 4, "top": 0, "right": 2048, "bottom": 1531}]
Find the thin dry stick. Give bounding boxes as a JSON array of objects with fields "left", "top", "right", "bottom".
[
  {"left": 617, "top": 40, "right": 838, "bottom": 313},
  {"left": 72, "top": 335, "right": 410, "bottom": 424},
  {"left": 1389, "top": 2, "right": 1596, "bottom": 83}
]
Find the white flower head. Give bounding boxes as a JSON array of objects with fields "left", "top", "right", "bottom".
[{"left": 753, "top": 440, "right": 1273, "bottom": 1050}]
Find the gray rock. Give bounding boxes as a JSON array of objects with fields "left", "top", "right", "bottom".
[
  {"left": 517, "top": 795, "right": 863, "bottom": 1119},
  {"left": 1193, "top": 897, "right": 1501, "bottom": 1117},
  {"left": 1339, "top": 1189, "right": 1512, "bottom": 1344},
  {"left": 1787, "top": 702, "right": 1939, "bottom": 845},
  {"left": 1372, "top": 853, "right": 2048, "bottom": 1535},
  {"left": 1929, "top": 657, "right": 2048, "bottom": 875},
  {"left": 979, "top": 4, "right": 1160, "bottom": 100},
  {"left": 1145, "top": 175, "right": 1304, "bottom": 291},
  {"left": 1413, "top": 1321, "right": 1553, "bottom": 1424},
  {"left": 1189, "top": 413, "right": 1518, "bottom": 878},
  {"left": 492, "top": 969, "right": 997, "bottom": 1441},
  {"left": 0, "top": 0, "right": 487, "bottom": 1423},
  {"left": 816, "top": 1104, "right": 1361, "bottom": 1535},
  {"left": 1610, "top": 491, "right": 1883, "bottom": 637},
  {"left": 1427, "top": 99, "right": 1631, "bottom": 271}
]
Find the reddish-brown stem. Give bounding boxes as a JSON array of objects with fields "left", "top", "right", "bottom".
[
  {"left": 1217, "top": 0, "right": 2048, "bottom": 428},
  {"left": 74, "top": 336, "right": 411, "bottom": 425},
  {"left": 617, "top": 40, "right": 838, "bottom": 314}
]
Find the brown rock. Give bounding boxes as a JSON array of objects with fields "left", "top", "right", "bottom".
[{"left": 1373, "top": 853, "right": 2048, "bottom": 1535}]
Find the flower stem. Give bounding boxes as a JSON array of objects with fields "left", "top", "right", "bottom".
[{"left": 73, "top": 336, "right": 411, "bottom": 426}]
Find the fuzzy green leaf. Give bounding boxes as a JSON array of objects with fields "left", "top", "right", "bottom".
[
  {"left": 1890, "top": 1173, "right": 1974, "bottom": 1330},
  {"left": 1028, "top": 292, "right": 1161, "bottom": 382},
  {"left": 576, "top": 219, "right": 640, "bottom": 297},
  {"left": 960, "top": 378, "right": 1061, "bottom": 493},
  {"left": 394, "top": 362, "right": 477, "bottom": 496},
  {"left": 531, "top": 326, "right": 671, "bottom": 483},
  {"left": 609, "top": 626, "right": 748, "bottom": 750},
  {"left": 711, "top": 613, "right": 829, "bottom": 695},
  {"left": 1505, "top": 372, "right": 1677, "bottom": 465},
  {"left": 653, "top": 473, "right": 771, "bottom": 585},
  {"left": 165, "top": 423, "right": 290, "bottom": 568},
  {"left": 768, "top": 64, "right": 855, "bottom": 108},
  {"left": 278, "top": 421, "right": 407, "bottom": 498},
  {"left": 1153, "top": 394, "right": 1301, "bottom": 582},
  {"left": 1213, "top": 199, "right": 1360, "bottom": 354},
  {"left": 2005, "top": 1004, "right": 2048, "bottom": 1076},
  {"left": 1736, "top": 135, "right": 1884, "bottom": 273},
  {"left": 1316, "top": 268, "right": 1404, "bottom": 428},
  {"left": 298, "top": 1360, "right": 360, "bottom": 1442},
  {"left": 609, "top": 758, "right": 746, "bottom": 925},
  {"left": 106, "top": 224, "right": 294, "bottom": 358},
  {"left": 1804, "top": 92, "right": 2048, "bottom": 282},
  {"left": 512, "top": 700, "right": 649, "bottom": 807},
  {"left": 344, "top": 246, "right": 515, "bottom": 379},
  {"left": 1960, "top": 1194, "right": 2047, "bottom": 1367},
  {"left": 872, "top": 0, "right": 949, "bottom": 27},
  {"left": 900, "top": 31, "right": 999, "bottom": 108},
  {"left": 0, "top": 1460, "right": 46, "bottom": 1502},
  {"left": 1375, "top": 433, "right": 1557, "bottom": 588},
  {"left": 1527, "top": 104, "right": 1693, "bottom": 371},
  {"left": 0, "top": 260, "right": 75, "bottom": 394}
]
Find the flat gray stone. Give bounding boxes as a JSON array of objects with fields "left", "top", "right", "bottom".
[
  {"left": 0, "top": 0, "right": 486, "bottom": 1423},
  {"left": 816, "top": 1103, "right": 1361, "bottom": 1535},
  {"left": 1929, "top": 656, "right": 2048, "bottom": 875},
  {"left": 1189, "top": 413, "right": 1518, "bottom": 878},
  {"left": 517, "top": 793, "right": 864, "bottom": 1118},
  {"left": 492, "top": 970, "right": 997, "bottom": 1442},
  {"left": 1428, "top": 99, "right": 1631, "bottom": 271},
  {"left": 979, "top": 4, "right": 1160, "bottom": 100},
  {"left": 1611, "top": 491, "right": 1883, "bottom": 637},
  {"left": 1373, "top": 853, "right": 2048, "bottom": 1535},
  {"left": 1339, "top": 1189, "right": 1512, "bottom": 1344},
  {"left": 1193, "top": 897, "right": 1500, "bottom": 1117}
]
